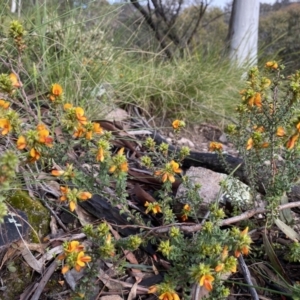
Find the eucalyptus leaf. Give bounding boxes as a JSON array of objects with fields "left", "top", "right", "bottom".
[{"left": 275, "top": 218, "right": 300, "bottom": 241}]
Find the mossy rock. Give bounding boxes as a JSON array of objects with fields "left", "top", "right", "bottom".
[{"left": 7, "top": 190, "right": 51, "bottom": 242}]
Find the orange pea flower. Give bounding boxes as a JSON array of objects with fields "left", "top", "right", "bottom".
[
  {"left": 155, "top": 160, "right": 181, "bottom": 183},
  {"left": 75, "top": 107, "right": 87, "bottom": 125},
  {"left": 265, "top": 61, "right": 278, "bottom": 70},
  {"left": 66, "top": 241, "right": 84, "bottom": 253},
  {"left": 64, "top": 103, "right": 73, "bottom": 110},
  {"left": 109, "top": 147, "right": 128, "bottom": 174},
  {"left": 9, "top": 73, "right": 21, "bottom": 88},
  {"left": 0, "top": 119, "right": 11, "bottom": 135},
  {"left": 60, "top": 186, "right": 69, "bottom": 202},
  {"left": 148, "top": 285, "right": 158, "bottom": 294},
  {"left": 0, "top": 99, "right": 10, "bottom": 109},
  {"left": 73, "top": 126, "right": 86, "bottom": 138},
  {"left": 96, "top": 147, "right": 105, "bottom": 162},
  {"left": 209, "top": 142, "right": 223, "bottom": 152},
  {"left": 75, "top": 251, "right": 91, "bottom": 272},
  {"left": 159, "top": 292, "right": 180, "bottom": 300},
  {"left": 215, "top": 263, "right": 225, "bottom": 273},
  {"left": 49, "top": 83, "right": 63, "bottom": 101},
  {"left": 29, "top": 148, "right": 41, "bottom": 161},
  {"left": 248, "top": 92, "right": 262, "bottom": 107},
  {"left": 17, "top": 135, "right": 26, "bottom": 150},
  {"left": 78, "top": 192, "right": 92, "bottom": 200},
  {"left": 144, "top": 201, "right": 162, "bottom": 214},
  {"left": 246, "top": 137, "right": 254, "bottom": 150},
  {"left": 199, "top": 274, "right": 214, "bottom": 291},
  {"left": 276, "top": 127, "right": 285, "bottom": 137},
  {"left": 286, "top": 133, "right": 299, "bottom": 150},
  {"left": 51, "top": 169, "right": 65, "bottom": 176},
  {"left": 37, "top": 124, "right": 53, "bottom": 147},
  {"left": 172, "top": 119, "right": 185, "bottom": 131},
  {"left": 61, "top": 265, "right": 70, "bottom": 274}
]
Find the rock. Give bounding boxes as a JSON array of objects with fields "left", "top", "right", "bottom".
[
  {"left": 7, "top": 190, "right": 51, "bottom": 242},
  {"left": 166, "top": 137, "right": 172, "bottom": 144},
  {"left": 176, "top": 167, "right": 252, "bottom": 213},
  {"left": 177, "top": 137, "right": 195, "bottom": 148},
  {"left": 0, "top": 210, "right": 29, "bottom": 249},
  {"left": 100, "top": 296, "right": 123, "bottom": 300},
  {"left": 105, "top": 107, "right": 129, "bottom": 122},
  {"left": 219, "top": 132, "right": 228, "bottom": 143}
]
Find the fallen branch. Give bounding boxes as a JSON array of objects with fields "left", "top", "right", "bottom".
[{"left": 116, "top": 201, "right": 300, "bottom": 235}]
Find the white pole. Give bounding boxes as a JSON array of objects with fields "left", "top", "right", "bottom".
[{"left": 229, "top": 0, "right": 260, "bottom": 66}]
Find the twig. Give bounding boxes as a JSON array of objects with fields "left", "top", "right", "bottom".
[
  {"left": 115, "top": 201, "right": 300, "bottom": 234},
  {"left": 238, "top": 255, "right": 260, "bottom": 300},
  {"left": 30, "top": 260, "right": 58, "bottom": 300}
]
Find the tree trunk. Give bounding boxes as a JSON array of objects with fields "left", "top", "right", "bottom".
[
  {"left": 228, "top": 0, "right": 260, "bottom": 66},
  {"left": 11, "top": 0, "right": 17, "bottom": 13}
]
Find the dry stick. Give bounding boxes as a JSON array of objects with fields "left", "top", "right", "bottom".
[
  {"left": 144, "top": 201, "right": 300, "bottom": 234},
  {"left": 238, "top": 255, "right": 259, "bottom": 300},
  {"left": 30, "top": 260, "right": 58, "bottom": 300}
]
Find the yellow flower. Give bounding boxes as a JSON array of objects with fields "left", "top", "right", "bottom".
[
  {"left": 234, "top": 227, "right": 252, "bottom": 257},
  {"left": 61, "top": 265, "right": 70, "bottom": 274},
  {"left": 234, "top": 246, "right": 250, "bottom": 258},
  {"left": 69, "top": 201, "right": 76, "bottom": 212},
  {"left": 78, "top": 192, "right": 92, "bottom": 200},
  {"left": 181, "top": 204, "right": 191, "bottom": 221},
  {"left": 49, "top": 83, "right": 63, "bottom": 101},
  {"left": 0, "top": 119, "right": 11, "bottom": 135},
  {"left": 51, "top": 169, "right": 65, "bottom": 176},
  {"left": 265, "top": 61, "right": 278, "bottom": 70},
  {"left": 172, "top": 120, "right": 185, "bottom": 131},
  {"left": 64, "top": 103, "right": 73, "bottom": 110},
  {"left": 148, "top": 285, "right": 158, "bottom": 294},
  {"left": 17, "top": 135, "right": 26, "bottom": 149},
  {"left": 109, "top": 147, "right": 128, "bottom": 175},
  {"left": 261, "top": 77, "right": 271, "bottom": 88},
  {"left": 199, "top": 274, "right": 214, "bottom": 291},
  {"left": 286, "top": 133, "right": 299, "bottom": 150},
  {"left": 159, "top": 292, "right": 180, "bottom": 300},
  {"left": 0, "top": 99, "right": 10, "bottom": 109},
  {"left": 73, "top": 125, "right": 86, "bottom": 138},
  {"left": 29, "top": 148, "right": 41, "bottom": 162},
  {"left": 144, "top": 201, "right": 162, "bottom": 214},
  {"left": 155, "top": 160, "right": 181, "bottom": 183},
  {"left": 209, "top": 142, "right": 223, "bottom": 152},
  {"left": 60, "top": 186, "right": 69, "bottom": 202},
  {"left": 9, "top": 73, "right": 21, "bottom": 88},
  {"left": 75, "top": 251, "right": 91, "bottom": 272},
  {"left": 85, "top": 122, "right": 102, "bottom": 140},
  {"left": 65, "top": 241, "right": 84, "bottom": 253},
  {"left": 96, "top": 147, "right": 105, "bottom": 162},
  {"left": 75, "top": 107, "right": 87, "bottom": 125},
  {"left": 246, "top": 137, "right": 253, "bottom": 150},
  {"left": 248, "top": 92, "right": 262, "bottom": 107},
  {"left": 52, "top": 83, "right": 63, "bottom": 96},
  {"left": 170, "top": 160, "right": 181, "bottom": 173},
  {"left": 215, "top": 263, "right": 224, "bottom": 272},
  {"left": 92, "top": 122, "right": 103, "bottom": 134},
  {"left": 37, "top": 124, "right": 53, "bottom": 147}
]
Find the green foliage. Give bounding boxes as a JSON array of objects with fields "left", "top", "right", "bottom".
[
  {"left": 225, "top": 62, "right": 300, "bottom": 217},
  {"left": 259, "top": 4, "right": 300, "bottom": 73},
  {"left": 2, "top": 2, "right": 300, "bottom": 299}
]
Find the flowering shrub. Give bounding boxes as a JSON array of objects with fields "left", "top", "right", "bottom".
[{"left": 3, "top": 19, "right": 297, "bottom": 299}]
